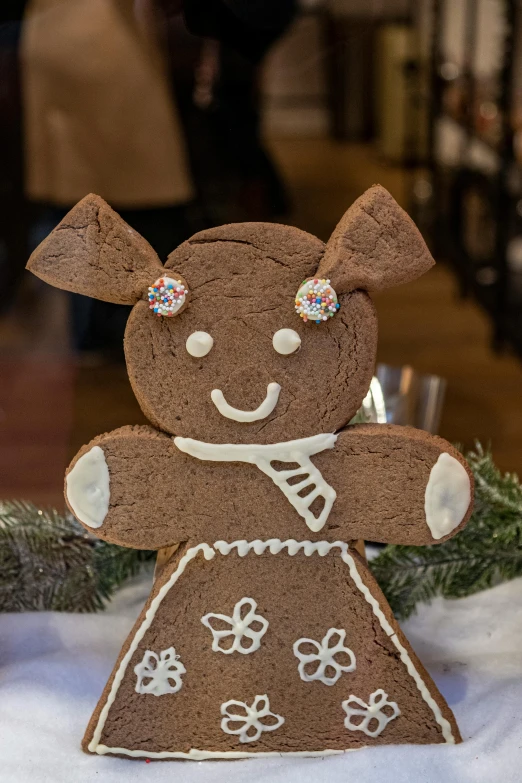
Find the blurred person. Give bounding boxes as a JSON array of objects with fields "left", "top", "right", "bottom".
[
  {"left": 22, "top": 0, "right": 194, "bottom": 230},
  {"left": 174, "top": 0, "right": 296, "bottom": 225},
  {"left": 167, "top": 13, "right": 293, "bottom": 228},
  {"left": 21, "top": 0, "right": 195, "bottom": 352},
  {"left": 18, "top": 0, "right": 295, "bottom": 353},
  {"left": 0, "top": 5, "right": 28, "bottom": 314}
]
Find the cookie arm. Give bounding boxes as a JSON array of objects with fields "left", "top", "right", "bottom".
[
  {"left": 65, "top": 425, "right": 186, "bottom": 549},
  {"left": 325, "top": 424, "right": 474, "bottom": 545}
]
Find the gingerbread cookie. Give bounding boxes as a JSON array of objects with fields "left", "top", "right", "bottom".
[{"left": 27, "top": 186, "right": 474, "bottom": 759}]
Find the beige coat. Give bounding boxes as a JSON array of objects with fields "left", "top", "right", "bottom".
[{"left": 22, "top": 0, "right": 193, "bottom": 207}]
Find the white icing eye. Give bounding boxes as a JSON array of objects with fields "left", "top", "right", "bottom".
[
  {"left": 273, "top": 328, "right": 301, "bottom": 355},
  {"left": 186, "top": 331, "right": 213, "bottom": 357}
]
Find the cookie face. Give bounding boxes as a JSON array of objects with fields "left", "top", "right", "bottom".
[
  {"left": 124, "top": 223, "right": 377, "bottom": 443},
  {"left": 26, "top": 188, "right": 435, "bottom": 446}
]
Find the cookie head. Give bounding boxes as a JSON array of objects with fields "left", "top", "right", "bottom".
[
  {"left": 125, "top": 225, "right": 376, "bottom": 443},
  {"left": 27, "top": 187, "right": 435, "bottom": 444}
]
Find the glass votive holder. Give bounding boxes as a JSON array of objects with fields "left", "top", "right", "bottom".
[{"left": 359, "top": 364, "right": 447, "bottom": 435}]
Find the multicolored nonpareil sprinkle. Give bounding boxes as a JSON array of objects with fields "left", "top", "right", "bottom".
[
  {"left": 295, "top": 279, "right": 339, "bottom": 324},
  {"left": 148, "top": 277, "right": 187, "bottom": 317}
]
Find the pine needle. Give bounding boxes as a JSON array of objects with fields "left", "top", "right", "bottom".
[{"left": 0, "top": 501, "right": 154, "bottom": 612}]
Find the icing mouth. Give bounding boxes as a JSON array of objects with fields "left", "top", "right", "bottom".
[{"left": 210, "top": 383, "right": 281, "bottom": 423}]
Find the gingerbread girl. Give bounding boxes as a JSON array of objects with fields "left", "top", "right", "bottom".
[{"left": 27, "top": 185, "right": 473, "bottom": 759}]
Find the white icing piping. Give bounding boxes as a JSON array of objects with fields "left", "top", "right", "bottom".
[
  {"left": 89, "top": 538, "right": 455, "bottom": 757},
  {"left": 186, "top": 331, "right": 213, "bottom": 357},
  {"left": 134, "top": 647, "right": 186, "bottom": 696},
  {"left": 342, "top": 689, "right": 400, "bottom": 737},
  {"left": 294, "top": 628, "right": 356, "bottom": 685},
  {"left": 201, "top": 597, "right": 268, "bottom": 654},
  {"left": 221, "top": 694, "right": 284, "bottom": 743},
  {"left": 213, "top": 538, "right": 342, "bottom": 557},
  {"left": 66, "top": 445, "right": 110, "bottom": 529},
  {"left": 272, "top": 328, "right": 301, "bottom": 355},
  {"left": 87, "top": 543, "right": 215, "bottom": 753},
  {"left": 211, "top": 382, "right": 281, "bottom": 422},
  {"left": 337, "top": 548, "right": 455, "bottom": 745},
  {"left": 94, "top": 746, "right": 348, "bottom": 759},
  {"left": 174, "top": 434, "right": 338, "bottom": 532},
  {"left": 425, "top": 452, "right": 471, "bottom": 540}
]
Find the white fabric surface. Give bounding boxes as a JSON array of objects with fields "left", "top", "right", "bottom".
[{"left": 2, "top": 572, "right": 522, "bottom": 783}]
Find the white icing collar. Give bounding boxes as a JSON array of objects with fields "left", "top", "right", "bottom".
[{"left": 174, "top": 434, "right": 338, "bottom": 532}]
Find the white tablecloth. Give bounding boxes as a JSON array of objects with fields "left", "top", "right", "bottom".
[{"left": 2, "top": 572, "right": 522, "bottom": 783}]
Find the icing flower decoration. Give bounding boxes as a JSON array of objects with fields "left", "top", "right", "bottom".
[
  {"left": 342, "top": 689, "right": 400, "bottom": 737},
  {"left": 295, "top": 278, "right": 339, "bottom": 323},
  {"left": 201, "top": 597, "right": 269, "bottom": 655},
  {"left": 293, "top": 628, "right": 356, "bottom": 685},
  {"left": 134, "top": 647, "right": 186, "bottom": 696},
  {"left": 148, "top": 276, "right": 187, "bottom": 317},
  {"left": 220, "top": 695, "right": 285, "bottom": 743}
]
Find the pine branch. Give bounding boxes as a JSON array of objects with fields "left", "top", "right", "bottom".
[
  {"left": 0, "top": 501, "right": 154, "bottom": 612},
  {"left": 370, "top": 443, "right": 522, "bottom": 619}
]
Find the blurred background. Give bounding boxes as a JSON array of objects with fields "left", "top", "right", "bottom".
[{"left": 1, "top": 0, "right": 522, "bottom": 509}]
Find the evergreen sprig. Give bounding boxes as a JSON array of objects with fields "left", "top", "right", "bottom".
[
  {"left": 2, "top": 444, "right": 522, "bottom": 615},
  {"left": 0, "top": 500, "right": 154, "bottom": 612},
  {"left": 370, "top": 443, "right": 522, "bottom": 619}
]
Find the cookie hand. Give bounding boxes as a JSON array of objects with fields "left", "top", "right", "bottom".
[
  {"left": 64, "top": 425, "right": 182, "bottom": 549},
  {"left": 66, "top": 445, "right": 110, "bottom": 530},
  {"left": 328, "top": 424, "right": 473, "bottom": 545}
]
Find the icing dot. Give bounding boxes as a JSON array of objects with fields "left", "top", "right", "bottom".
[
  {"left": 148, "top": 276, "right": 187, "bottom": 318},
  {"left": 186, "top": 331, "right": 214, "bottom": 357},
  {"left": 294, "top": 278, "right": 339, "bottom": 324},
  {"left": 272, "top": 328, "right": 301, "bottom": 355}
]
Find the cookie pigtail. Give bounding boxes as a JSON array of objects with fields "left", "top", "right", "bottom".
[
  {"left": 317, "top": 185, "right": 435, "bottom": 294},
  {"left": 27, "top": 193, "right": 163, "bottom": 304}
]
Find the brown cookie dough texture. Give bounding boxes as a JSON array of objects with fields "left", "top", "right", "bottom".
[
  {"left": 27, "top": 186, "right": 473, "bottom": 758},
  {"left": 319, "top": 184, "right": 435, "bottom": 293},
  {"left": 65, "top": 423, "right": 473, "bottom": 550},
  {"left": 27, "top": 193, "right": 163, "bottom": 304},
  {"left": 83, "top": 545, "right": 460, "bottom": 758},
  {"left": 25, "top": 187, "right": 433, "bottom": 443},
  {"left": 125, "top": 268, "right": 377, "bottom": 442}
]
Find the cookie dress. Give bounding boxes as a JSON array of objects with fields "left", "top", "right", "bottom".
[{"left": 83, "top": 539, "right": 460, "bottom": 758}]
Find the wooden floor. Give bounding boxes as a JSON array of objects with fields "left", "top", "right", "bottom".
[{"left": 1, "top": 139, "right": 521, "bottom": 509}]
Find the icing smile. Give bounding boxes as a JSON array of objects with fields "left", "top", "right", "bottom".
[{"left": 210, "top": 383, "right": 281, "bottom": 423}]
